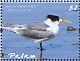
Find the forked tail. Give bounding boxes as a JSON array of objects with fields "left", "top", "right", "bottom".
[{"left": 1, "top": 23, "right": 26, "bottom": 34}]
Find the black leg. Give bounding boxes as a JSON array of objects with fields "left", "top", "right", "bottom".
[
  {"left": 40, "top": 42, "right": 43, "bottom": 61},
  {"left": 40, "top": 42, "right": 43, "bottom": 50}
]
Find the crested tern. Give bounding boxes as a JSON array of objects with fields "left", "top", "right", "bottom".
[{"left": 2, "top": 15, "right": 72, "bottom": 56}]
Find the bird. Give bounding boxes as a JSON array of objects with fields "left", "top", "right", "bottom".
[{"left": 2, "top": 14, "right": 72, "bottom": 59}]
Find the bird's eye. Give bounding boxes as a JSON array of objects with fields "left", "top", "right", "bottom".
[
  {"left": 18, "top": 26, "right": 22, "bottom": 28},
  {"left": 51, "top": 20, "right": 55, "bottom": 22},
  {"left": 51, "top": 19, "right": 59, "bottom": 22}
]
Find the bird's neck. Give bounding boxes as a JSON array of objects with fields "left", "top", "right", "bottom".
[
  {"left": 44, "top": 18, "right": 59, "bottom": 27},
  {"left": 44, "top": 18, "right": 59, "bottom": 35}
]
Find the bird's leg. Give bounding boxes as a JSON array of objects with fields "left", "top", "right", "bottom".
[
  {"left": 40, "top": 42, "right": 43, "bottom": 50},
  {"left": 40, "top": 42, "right": 43, "bottom": 61}
]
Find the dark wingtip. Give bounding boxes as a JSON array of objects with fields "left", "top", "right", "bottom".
[{"left": 0, "top": 28, "right": 3, "bottom": 33}]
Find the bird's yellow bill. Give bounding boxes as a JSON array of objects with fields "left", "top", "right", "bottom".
[{"left": 60, "top": 20, "right": 72, "bottom": 24}]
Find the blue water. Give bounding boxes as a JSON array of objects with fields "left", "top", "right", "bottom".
[{"left": 2, "top": 3, "right": 79, "bottom": 59}]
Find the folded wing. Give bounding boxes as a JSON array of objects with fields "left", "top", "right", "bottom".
[{"left": 18, "top": 22, "right": 54, "bottom": 39}]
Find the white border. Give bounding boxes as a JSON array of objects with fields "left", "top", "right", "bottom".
[{"left": 1, "top": 0, "right": 79, "bottom": 3}]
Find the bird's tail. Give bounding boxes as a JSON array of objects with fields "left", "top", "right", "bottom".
[
  {"left": 1, "top": 23, "right": 27, "bottom": 35},
  {"left": 1, "top": 23, "right": 16, "bottom": 33}
]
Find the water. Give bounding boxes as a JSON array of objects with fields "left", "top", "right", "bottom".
[{"left": 2, "top": 3, "right": 79, "bottom": 59}]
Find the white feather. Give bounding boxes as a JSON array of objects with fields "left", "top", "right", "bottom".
[{"left": 44, "top": 18, "right": 59, "bottom": 35}]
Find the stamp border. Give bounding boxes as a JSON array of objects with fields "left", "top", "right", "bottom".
[
  {"left": 0, "top": 0, "right": 80, "bottom": 61},
  {"left": 78, "top": 3, "right": 80, "bottom": 58},
  {"left": 0, "top": 0, "right": 80, "bottom": 3},
  {"left": 0, "top": 1, "right": 2, "bottom": 60}
]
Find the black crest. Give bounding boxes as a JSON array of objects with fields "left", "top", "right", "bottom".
[{"left": 47, "top": 15, "right": 59, "bottom": 21}]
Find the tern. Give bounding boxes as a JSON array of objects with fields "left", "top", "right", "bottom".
[{"left": 2, "top": 14, "right": 71, "bottom": 59}]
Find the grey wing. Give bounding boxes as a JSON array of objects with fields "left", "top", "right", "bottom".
[
  {"left": 27, "top": 22, "right": 49, "bottom": 31},
  {"left": 19, "top": 22, "right": 54, "bottom": 39}
]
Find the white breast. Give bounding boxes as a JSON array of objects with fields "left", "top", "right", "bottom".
[{"left": 47, "top": 25, "right": 59, "bottom": 35}]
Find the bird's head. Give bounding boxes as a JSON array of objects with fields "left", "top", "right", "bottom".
[{"left": 47, "top": 15, "right": 72, "bottom": 24}]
